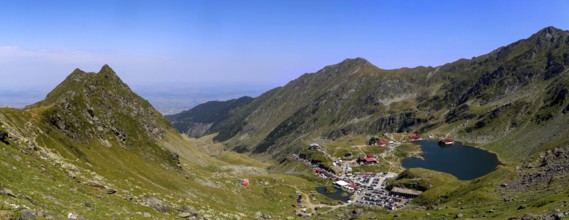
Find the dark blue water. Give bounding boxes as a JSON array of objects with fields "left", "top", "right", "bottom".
[
  {"left": 315, "top": 186, "right": 350, "bottom": 202},
  {"left": 401, "top": 140, "right": 499, "bottom": 180}
]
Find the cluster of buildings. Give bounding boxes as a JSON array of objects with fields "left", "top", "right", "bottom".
[{"left": 291, "top": 135, "right": 434, "bottom": 210}]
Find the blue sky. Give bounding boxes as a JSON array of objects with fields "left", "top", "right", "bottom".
[{"left": 1, "top": 0, "right": 568, "bottom": 91}]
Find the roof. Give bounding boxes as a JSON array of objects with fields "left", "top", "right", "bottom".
[
  {"left": 335, "top": 180, "right": 349, "bottom": 186},
  {"left": 364, "top": 157, "right": 377, "bottom": 162}
]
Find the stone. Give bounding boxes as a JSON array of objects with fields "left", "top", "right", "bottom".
[
  {"left": 21, "top": 209, "right": 36, "bottom": 220},
  {"left": 455, "top": 213, "right": 463, "bottom": 218},
  {"left": 105, "top": 188, "right": 117, "bottom": 194},
  {"left": 178, "top": 212, "right": 192, "bottom": 218},
  {"left": 145, "top": 197, "right": 171, "bottom": 213},
  {"left": 67, "top": 212, "right": 79, "bottom": 220},
  {"left": 143, "top": 212, "right": 152, "bottom": 218},
  {"left": 521, "top": 213, "right": 538, "bottom": 220},
  {"left": 2, "top": 188, "right": 16, "bottom": 197}
]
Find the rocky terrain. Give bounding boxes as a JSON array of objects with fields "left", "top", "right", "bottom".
[{"left": 511, "top": 146, "right": 569, "bottom": 189}]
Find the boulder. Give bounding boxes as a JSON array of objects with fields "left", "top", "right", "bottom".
[
  {"left": 145, "top": 197, "right": 171, "bottom": 213},
  {"left": 21, "top": 209, "right": 36, "bottom": 220},
  {"left": 104, "top": 188, "right": 117, "bottom": 194}
]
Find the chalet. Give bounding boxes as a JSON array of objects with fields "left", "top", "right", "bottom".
[
  {"left": 357, "top": 155, "right": 377, "bottom": 164},
  {"left": 376, "top": 139, "right": 388, "bottom": 146},
  {"left": 439, "top": 137, "right": 455, "bottom": 145},
  {"left": 409, "top": 133, "right": 420, "bottom": 141}
]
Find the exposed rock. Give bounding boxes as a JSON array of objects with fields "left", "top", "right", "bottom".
[
  {"left": 145, "top": 197, "right": 171, "bottom": 213},
  {"left": 521, "top": 213, "right": 538, "bottom": 220},
  {"left": 143, "top": 212, "right": 152, "bottom": 218},
  {"left": 455, "top": 213, "right": 463, "bottom": 218},
  {"left": 178, "top": 212, "right": 192, "bottom": 218},
  {"left": 104, "top": 188, "right": 117, "bottom": 194},
  {"left": 67, "top": 212, "right": 79, "bottom": 220},
  {"left": 511, "top": 147, "right": 569, "bottom": 189},
  {"left": 176, "top": 205, "right": 200, "bottom": 217},
  {"left": 20, "top": 209, "right": 36, "bottom": 220},
  {"left": 1, "top": 187, "right": 16, "bottom": 197}
]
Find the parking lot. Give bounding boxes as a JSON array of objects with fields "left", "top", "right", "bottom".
[{"left": 348, "top": 172, "right": 412, "bottom": 210}]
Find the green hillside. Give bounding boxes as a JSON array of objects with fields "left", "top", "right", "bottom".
[
  {"left": 173, "top": 27, "right": 569, "bottom": 165},
  {"left": 2, "top": 26, "right": 569, "bottom": 219}
]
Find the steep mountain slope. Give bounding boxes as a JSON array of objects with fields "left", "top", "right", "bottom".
[
  {"left": 0, "top": 66, "right": 322, "bottom": 219},
  {"left": 172, "top": 27, "right": 569, "bottom": 164},
  {"left": 166, "top": 96, "right": 253, "bottom": 138}
]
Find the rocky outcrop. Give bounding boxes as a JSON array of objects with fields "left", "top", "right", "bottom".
[{"left": 511, "top": 147, "right": 569, "bottom": 189}]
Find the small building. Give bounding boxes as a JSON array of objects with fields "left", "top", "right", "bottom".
[
  {"left": 409, "top": 133, "right": 420, "bottom": 141},
  {"left": 439, "top": 137, "right": 455, "bottom": 145},
  {"left": 334, "top": 180, "right": 349, "bottom": 187},
  {"left": 377, "top": 139, "right": 388, "bottom": 146},
  {"left": 357, "top": 155, "right": 377, "bottom": 164}
]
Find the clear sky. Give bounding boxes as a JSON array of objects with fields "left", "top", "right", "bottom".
[{"left": 1, "top": 0, "right": 568, "bottom": 91}]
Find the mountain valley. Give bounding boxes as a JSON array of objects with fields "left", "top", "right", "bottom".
[{"left": 2, "top": 26, "right": 569, "bottom": 219}]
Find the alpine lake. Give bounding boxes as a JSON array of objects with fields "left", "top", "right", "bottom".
[{"left": 402, "top": 140, "right": 500, "bottom": 180}]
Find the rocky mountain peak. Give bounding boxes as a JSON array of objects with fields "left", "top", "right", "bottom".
[
  {"left": 317, "top": 57, "right": 379, "bottom": 78},
  {"left": 29, "top": 65, "right": 168, "bottom": 148},
  {"left": 97, "top": 64, "right": 121, "bottom": 81},
  {"left": 531, "top": 26, "right": 568, "bottom": 44}
]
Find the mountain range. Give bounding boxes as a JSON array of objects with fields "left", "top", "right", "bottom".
[
  {"left": 170, "top": 26, "right": 569, "bottom": 164},
  {"left": 1, "top": 26, "right": 569, "bottom": 219}
]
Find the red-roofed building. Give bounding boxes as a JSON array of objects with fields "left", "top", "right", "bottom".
[
  {"left": 347, "top": 184, "right": 358, "bottom": 190},
  {"left": 358, "top": 155, "right": 377, "bottom": 164},
  {"left": 409, "top": 133, "right": 420, "bottom": 140},
  {"left": 376, "top": 139, "right": 388, "bottom": 146},
  {"left": 439, "top": 137, "right": 455, "bottom": 145}
]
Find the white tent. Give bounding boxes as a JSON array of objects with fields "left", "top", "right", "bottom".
[{"left": 334, "top": 180, "right": 349, "bottom": 187}]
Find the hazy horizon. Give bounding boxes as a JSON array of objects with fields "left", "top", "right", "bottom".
[
  {"left": 0, "top": 81, "right": 273, "bottom": 114},
  {"left": 1, "top": 0, "right": 568, "bottom": 113}
]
